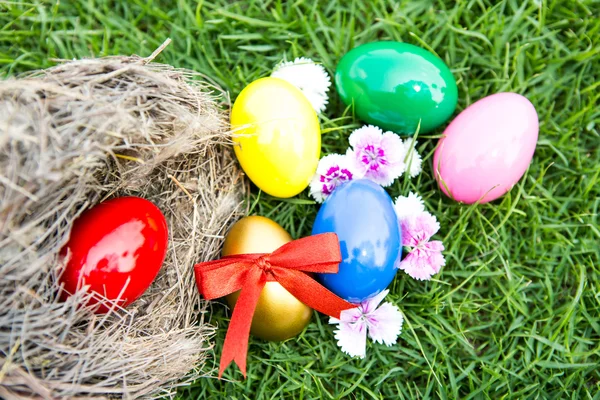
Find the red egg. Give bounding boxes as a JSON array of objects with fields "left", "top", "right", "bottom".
[{"left": 60, "top": 197, "right": 168, "bottom": 313}]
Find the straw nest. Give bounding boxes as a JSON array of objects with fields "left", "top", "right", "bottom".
[{"left": 0, "top": 42, "right": 245, "bottom": 399}]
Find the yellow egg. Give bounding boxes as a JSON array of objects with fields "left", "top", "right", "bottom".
[
  {"left": 230, "top": 77, "right": 321, "bottom": 198},
  {"left": 223, "top": 216, "right": 312, "bottom": 341}
]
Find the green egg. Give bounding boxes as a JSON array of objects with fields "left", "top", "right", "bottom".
[{"left": 335, "top": 41, "right": 458, "bottom": 135}]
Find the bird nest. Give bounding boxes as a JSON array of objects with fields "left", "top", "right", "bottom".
[{"left": 0, "top": 43, "right": 245, "bottom": 399}]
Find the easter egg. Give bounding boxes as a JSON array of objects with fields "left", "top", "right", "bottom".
[
  {"left": 223, "top": 216, "right": 312, "bottom": 341},
  {"left": 433, "top": 93, "right": 539, "bottom": 204},
  {"left": 335, "top": 41, "right": 458, "bottom": 135},
  {"left": 60, "top": 197, "right": 168, "bottom": 313},
  {"left": 312, "top": 179, "right": 401, "bottom": 302},
  {"left": 230, "top": 77, "right": 321, "bottom": 198}
]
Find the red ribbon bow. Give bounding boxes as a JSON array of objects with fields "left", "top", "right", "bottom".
[{"left": 194, "top": 233, "right": 356, "bottom": 377}]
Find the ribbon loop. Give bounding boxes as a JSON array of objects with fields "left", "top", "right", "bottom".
[{"left": 194, "top": 232, "right": 357, "bottom": 378}]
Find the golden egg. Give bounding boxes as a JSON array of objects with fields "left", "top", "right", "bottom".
[{"left": 223, "top": 216, "right": 312, "bottom": 341}]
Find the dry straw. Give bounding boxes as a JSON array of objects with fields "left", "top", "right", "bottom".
[{"left": 0, "top": 40, "right": 245, "bottom": 398}]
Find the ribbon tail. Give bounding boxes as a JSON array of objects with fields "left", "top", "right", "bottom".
[
  {"left": 219, "top": 267, "right": 266, "bottom": 378},
  {"left": 273, "top": 269, "right": 356, "bottom": 319}
]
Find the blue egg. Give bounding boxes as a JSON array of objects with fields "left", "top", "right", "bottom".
[{"left": 312, "top": 179, "right": 401, "bottom": 302}]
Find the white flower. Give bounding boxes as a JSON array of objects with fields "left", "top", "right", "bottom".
[
  {"left": 329, "top": 290, "right": 403, "bottom": 358},
  {"left": 271, "top": 57, "right": 331, "bottom": 113},
  {"left": 394, "top": 192, "right": 425, "bottom": 221},
  {"left": 309, "top": 154, "right": 359, "bottom": 203},
  {"left": 402, "top": 139, "right": 422, "bottom": 178}
]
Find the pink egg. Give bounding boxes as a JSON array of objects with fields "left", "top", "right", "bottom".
[{"left": 433, "top": 93, "right": 539, "bottom": 204}]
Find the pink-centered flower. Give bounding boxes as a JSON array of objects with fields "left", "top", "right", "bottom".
[
  {"left": 309, "top": 154, "right": 359, "bottom": 203},
  {"left": 398, "top": 211, "right": 446, "bottom": 281},
  {"left": 329, "top": 290, "right": 403, "bottom": 358},
  {"left": 347, "top": 126, "right": 406, "bottom": 187}
]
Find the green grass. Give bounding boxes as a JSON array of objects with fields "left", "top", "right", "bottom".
[{"left": 2, "top": 0, "right": 600, "bottom": 398}]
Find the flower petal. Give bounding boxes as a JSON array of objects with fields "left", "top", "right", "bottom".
[
  {"left": 364, "top": 166, "right": 398, "bottom": 187},
  {"left": 422, "top": 240, "right": 446, "bottom": 273},
  {"left": 338, "top": 306, "right": 364, "bottom": 323},
  {"left": 366, "top": 302, "right": 404, "bottom": 346},
  {"left": 394, "top": 192, "right": 425, "bottom": 221},
  {"left": 271, "top": 57, "right": 331, "bottom": 113},
  {"left": 401, "top": 211, "right": 440, "bottom": 246},
  {"left": 348, "top": 125, "right": 383, "bottom": 150},
  {"left": 309, "top": 153, "right": 357, "bottom": 203},
  {"left": 360, "top": 289, "right": 389, "bottom": 314},
  {"left": 400, "top": 219, "right": 419, "bottom": 247},
  {"left": 381, "top": 132, "right": 407, "bottom": 166},
  {"left": 402, "top": 140, "right": 422, "bottom": 178},
  {"left": 333, "top": 320, "right": 368, "bottom": 358},
  {"left": 398, "top": 247, "right": 442, "bottom": 280},
  {"left": 348, "top": 126, "right": 406, "bottom": 187}
]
